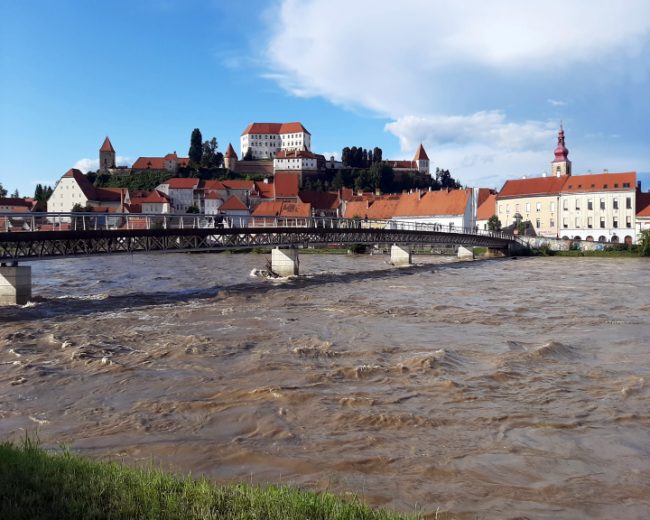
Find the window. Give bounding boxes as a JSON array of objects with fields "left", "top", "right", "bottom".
[
  {"left": 563, "top": 217, "right": 568, "bottom": 228},
  {"left": 550, "top": 219, "right": 555, "bottom": 228},
  {"left": 626, "top": 216, "right": 632, "bottom": 228},
  {"left": 575, "top": 217, "right": 580, "bottom": 228},
  {"left": 604, "top": 184, "right": 608, "bottom": 189},
  {"left": 525, "top": 203, "right": 530, "bottom": 213},
  {"left": 613, "top": 199, "right": 619, "bottom": 210},
  {"left": 600, "top": 198, "right": 605, "bottom": 210},
  {"left": 600, "top": 217, "right": 605, "bottom": 228},
  {"left": 588, "top": 217, "right": 593, "bottom": 228},
  {"left": 536, "top": 202, "right": 541, "bottom": 212},
  {"left": 588, "top": 199, "right": 593, "bottom": 210},
  {"left": 563, "top": 199, "right": 568, "bottom": 210},
  {"left": 626, "top": 197, "right": 632, "bottom": 209},
  {"left": 614, "top": 183, "right": 619, "bottom": 188},
  {"left": 623, "top": 183, "right": 630, "bottom": 188},
  {"left": 515, "top": 204, "right": 520, "bottom": 212},
  {"left": 551, "top": 202, "right": 556, "bottom": 212},
  {"left": 536, "top": 218, "right": 540, "bottom": 228},
  {"left": 575, "top": 199, "right": 580, "bottom": 210},
  {"left": 506, "top": 205, "right": 510, "bottom": 214}
]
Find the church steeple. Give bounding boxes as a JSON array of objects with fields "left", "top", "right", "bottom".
[{"left": 551, "top": 125, "right": 571, "bottom": 177}]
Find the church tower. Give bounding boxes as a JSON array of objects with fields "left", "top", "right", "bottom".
[
  {"left": 551, "top": 125, "right": 571, "bottom": 177},
  {"left": 99, "top": 137, "right": 116, "bottom": 171}
]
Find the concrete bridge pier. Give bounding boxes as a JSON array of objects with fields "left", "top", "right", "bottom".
[
  {"left": 0, "top": 263, "right": 31, "bottom": 306},
  {"left": 271, "top": 247, "right": 299, "bottom": 277},
  {"left": 390, "top": 244, "right": 412, "bottom": 266},
  {"left": 485, "top": 247, "right": 507, "bottom": 258},
  {"left": 457, "top": 246, "right": 474, "bottom": 260}
]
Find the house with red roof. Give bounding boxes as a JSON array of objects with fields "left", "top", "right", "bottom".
[
  {"left": 298, "top": 190, "right": 341, "bottom": 217},
  {"left": 251, "top": 201, "right": 312, "bottom": 227},
  {"left": 384, "top": 144, "right": 430, "bottom": 177},
  {"left": 132, "top": 152, "right": 190, "bottom": 173},
  {"left": 476, "top": 193, "right": 497, "bottom": 230},
  {"left": 0, "top": 198, "right": 32, "bottom": 213},
  {"left": 129, "top": 190, "right": 171, "bottom": 214},
  {"left": 47, "top": 169, "right": 130, "bottom": 213},
  {"left": 240, "top": 122, "right": 311, "bottom": 159},
  {"left": 636, "top": 191, "right": 650, "bottom": 235},
  {"left": 156, "top": 178, "right": 200, "bottom": 213},
  {"left": 219, "top": 195, "right": 250, "bottom": 226}
]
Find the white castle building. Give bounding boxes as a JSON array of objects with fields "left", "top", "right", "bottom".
[{"left": 240, "top": 122, "right": 311, "bottom": 159}]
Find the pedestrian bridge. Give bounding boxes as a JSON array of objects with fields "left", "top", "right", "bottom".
[{"left": 0, "top": 212, "right": 524, "bottom": 304}]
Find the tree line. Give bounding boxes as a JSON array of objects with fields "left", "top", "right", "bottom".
[{"left": 341, "top": 146, "right": 383, "bottom": 168}]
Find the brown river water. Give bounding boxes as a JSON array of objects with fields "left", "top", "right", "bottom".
[{"left": 1, "top": 253, "right": 649, "bottom": 519}]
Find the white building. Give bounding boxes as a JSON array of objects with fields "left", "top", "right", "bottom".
[
  {"left": 273, "top": 149, "right": 318, "bottom": 172},
  {"left": 156, "top": 178, "right": 200, "bottom": 213},
  {"left": 47, "top": 168, "right": 129, "bottom": 213},
  {"left": 240, "top": 122, "right": 311, "bottom": 159},
  {"left": 558, "top": 172, "right": 637, "bottom": 244}
]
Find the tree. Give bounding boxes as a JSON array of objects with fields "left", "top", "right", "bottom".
[
  {"left": 368, "top": 149, "right": 374, "bottom": 164},
  {"left": 189, "top": 128, "right": 203, "bottom": 166},
  {"left": 341, "top": 147, "right": 351, "bottom": 167},
  {"left": 243, "top": 148, "right": 253, "bottom": 161},
  {"left": 369, "top": 162, "right": 394, "bottom": 193},
  {"left": 186, "top": 205, "right": 200, "bottom": 214},
  {"left": 0, "top": 182, "right": 6, "bottom": 197},
  {"left": 639, "top": 229, "right": 650, "bottom": 256},
  {"left": 331, "top": 170, "right": 344, "bottom": 190},
  {"left": 201, "top": 137, "right": 223, "bottom": 168},
  {"left": 487, "top": 215, "right": 501, "bottom": 231},
  {"left": 435, "top": 168, "right": 462, "bottom": 189},
  {"left": 373, "top": 147, "right": 382, "bottom": 163}
]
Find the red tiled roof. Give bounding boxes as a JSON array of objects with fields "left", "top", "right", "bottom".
[
  {"left": 413, "top": 144, "right": 429, "bottom": 161},
  {"left": 225, "top": 143, "right": 238, "bottom": 159},
  {"left": 252, "top": 201, "right": 311, "bottom": 218},
  {"left": 561, "top": 172, "right": 636, "bottom": 193},
  {"left": 200, "top": 180, "right": 226, "bottom": 190},
  {"left": 343, "top": 200, "right": 371, "bottom": 219},
  {"left": 636, "top": 192, "right": 650, "bottom": 217},
  {"left": 254, "top": 180, "right": 275, "bottom": 199},
  {"left": 386, "top": 160, "right": 416, "bottom": 169},
  {"left": 100, "top": 137, "right": 115, "bottom": 153},
  {"left": 241, "top": 122, "right": 311, "bottom": 136},
  {"left": 298, "top": 191, "right": 341, "bottom": 210},
  {"left": 274, "top": 172, "right": 300, "bottom": 198},
  {"left": 0, "top": 198, "right": 31, "bottom": 209},
  {"left": 204, "top": 192, "right": 222, "bottom": 201},
  {"left": 275, "top": 149, "right": 317, "bottom": 159},
  {"left": 340, "top": 188, "right": 355, "bottom": 201},
  {"left": 131, "top": 190, "right": 170, "bottom": 204},
  {"left": 477, "top": 193, "right": 497, "bottom": 220},
  {"left": 476, "top": 188, "right": 495, "bottom": 208},
  {"left": 165, "top": 178, "right": 200, "bottom": 189},
  {"left": 220, "top": 196, "right": 248, "bottom": 211},
  {"left": 498, "top": 176, "right": 568, "bottom": 199},
  {"left": 94, "top": 187, "right": 127, "bottom": 202},
  {"left": 221, "top": 180, "right": 255, "bottom": 191},
  {"left": 132, "top": 153, "right": 189, "bottom": 170}
]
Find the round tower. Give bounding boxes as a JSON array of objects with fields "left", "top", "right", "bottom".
[{"left": 224, "top": 143, "right": 238, "bottom": 171}]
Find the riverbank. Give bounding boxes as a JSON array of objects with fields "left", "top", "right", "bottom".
[{"left": 0, "top": 440, "right": 424, "bottom": 520}]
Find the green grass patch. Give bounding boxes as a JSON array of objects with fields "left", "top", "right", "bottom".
[
  {"left": 0, "top": 438, "right": 426, "bottom": 520},
  {"left": 548, "top": 249, "right": 641, "bottom": 257}
]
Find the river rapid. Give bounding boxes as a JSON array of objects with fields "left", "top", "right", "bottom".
[{"left": 1, "top": 253, "right": 649, "bottom": 519}]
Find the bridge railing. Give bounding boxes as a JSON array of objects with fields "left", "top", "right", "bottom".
[{"left": 0, "top": 212, "right": 516, "bottom": 241}]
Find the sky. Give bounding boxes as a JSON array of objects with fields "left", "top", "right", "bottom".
[{"left": 1, "top": 0, "right": 649, "bottom": 197}]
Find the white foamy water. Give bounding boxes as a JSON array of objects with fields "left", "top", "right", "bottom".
[{"left": 1, "top": 253, "right": 649, "bottom": 519}]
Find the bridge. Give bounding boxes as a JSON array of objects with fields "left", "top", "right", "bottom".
[{"left": 0, "top": 212, "right": 524, "bottom": 305}]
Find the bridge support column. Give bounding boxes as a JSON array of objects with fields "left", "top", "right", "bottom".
[
  {"left": 457, "top": 246, "right": 474, "bottom": 260},
  {"left": 390, "top": 244, "right": 411, "bottom": 266},
  {"left": 486, "top": 247, "right": 506, "bottom": 258},
  {"left": 0, "top": 264, "right": 31, "bottom": 306},
  {"left": 271, "top": 248, "right": 299, "bottom": 277}
]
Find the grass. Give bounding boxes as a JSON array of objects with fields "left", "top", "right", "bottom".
[
  {"left": 543, "top": 249, "right": 641, "bottom": 257},
  {"left": 0, "top": 438, "right": 425, "bottom": 520}
]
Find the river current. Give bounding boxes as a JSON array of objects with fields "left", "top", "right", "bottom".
[{"left": 1, "top": 253, "right": 649, "bottom": 519}]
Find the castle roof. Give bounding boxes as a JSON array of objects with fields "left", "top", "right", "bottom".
[
  {"left": 100, "top": 137, "right": 115, "bottom": 153},
  {"left": 413, "top": 144, "right": 429, "bottom": 161},
  {"left": 225, "top": 143, "right": 238, "bottom": 159},
  {"left": 241, "top": 122, "right": 311, "bottom": 136}
]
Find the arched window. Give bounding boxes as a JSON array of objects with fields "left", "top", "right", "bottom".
[
  {"left": 598, "top": 235, "right": 606, "bottom": 242},
  {"left": 624, "top": 235, "right": 633, "bottom": 246},
  {"left": 574, "top": 236, "right": 581, "bottom": 241},
  {"left": 611, "top": 235, "right": 619, "bottom": 243},
  {"left": 562, "top": 235, "right": 570, "bottom": 240},
  {"left": 585, "top": 236, "right": 594, "bottom": 242}
]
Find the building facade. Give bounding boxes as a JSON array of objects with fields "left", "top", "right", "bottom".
[{"left": 240, "top": 122, "right": 311, "bottom": 159}]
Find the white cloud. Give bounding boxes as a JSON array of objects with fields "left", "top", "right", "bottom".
[
  {"left": 73, "top": 156, "right": 131, "bottom": 173},
  {"left": 265, "top": 0, "right": 650, "bottom": 116},
  {"left": 547, "top": 99, "right": 568, "bottom": 107}
]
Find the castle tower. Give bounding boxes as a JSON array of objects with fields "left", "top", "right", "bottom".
[
  {"left": 224, "top": 143, "right": 238, "bottom": 171},
  {"left": 551, "top": 125, "right": 571, "bottom": 177},
  {"left": 99, "top": 137, "right": 116, "bottom": 172},
  {"left": 413, "top": 144, "right": 430, "bottom": 176}
]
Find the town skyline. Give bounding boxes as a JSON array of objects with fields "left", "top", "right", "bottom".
[{"left": 2, "top": 1, "right": 650, "bottom": 196}]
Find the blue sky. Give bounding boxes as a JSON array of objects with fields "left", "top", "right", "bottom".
[{"left": 1, "top": 0, "right": 649, "bottom": 196}]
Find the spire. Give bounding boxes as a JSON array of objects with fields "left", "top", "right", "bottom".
[
  {"left": 413, "top": 144, "right": 429, "bottom": 161},
  {"left": 100, "top": 136, "right": 115, "bottom": 153},
  {"left": 553, "top": 125, "right": 569, "bottom": 162},
  {"left": 225, "top": 143, "right": 238, "bottom": 159}
]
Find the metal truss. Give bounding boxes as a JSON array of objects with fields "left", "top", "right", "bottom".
[{"left": 0, "top": 227, "right": 516, "bottom": 262}]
